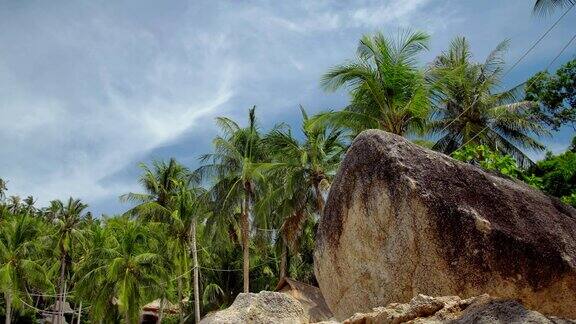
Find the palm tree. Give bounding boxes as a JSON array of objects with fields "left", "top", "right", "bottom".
[
  {"left": 52, "top": 197, "right": 88, "bottom": 324},
  {"left": 319, "top": 30, "right": 431, "bottom": 136},
  {"left": 158, "top": 181, "right": 208, "bottom": 323},
  {"left": 533, "top": 0, "right": 575, "bottom": 15},
  {"left": 255, "top": 183, "right": 307, "bottom": 281},
  {"left": 269, "top": 107, "right": 346, "bottom": 214},
  {"left": 0, "top": 179, "right": 7, "bottom": 203},
  {"left": 0, "top": 213, "right": 50, "bottom": 324},
  {"left": 6, "top": 196, "right": 21, "bottom": 214},
  {"left": 76, "top": 218, "right": 168, "bottom": 324},
  {"left": 198, "top": 106, "right": 272, "bottom": 293},
  {"left": 427, "top": 37, "right": 546, "bottom": 167},
  {"left": 74, "top": 222, "right": 119, "bottom": 323},
  {"left": 196, "top": 219, "right": 242, "bottom": 308},
  {"left": 263, "top": 107, "right": 345, "bottom": 278},
  {"left": 120, "top": 158, "right": 189, "bottom": 221},
  {"left": 122, "top": 158, "right": 201, "bottom": 322},
  {"left": 23, "top": 196, "right": 36, "bottom": 215},
  {"left": 170, "top": 182, "right": 209, "bottom": 323},
  {"left": 40, "top": 200, "right": 63, "bottom": 223}
]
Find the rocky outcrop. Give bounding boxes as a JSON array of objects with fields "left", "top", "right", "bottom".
[
  {"left": 342, "top": 294, "right": 575, "bottom": 324},
  {"left": 200, "top": 291, "right": 308, "bottom": 324},
  {"left": 314, "top": 130, "right": 576, "bottom": 320}
]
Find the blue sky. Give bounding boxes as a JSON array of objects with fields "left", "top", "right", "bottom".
[{"left": 0, "top": 0, "right": 574, "bottom": 216}]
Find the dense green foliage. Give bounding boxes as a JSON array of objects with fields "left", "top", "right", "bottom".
[
  {"left": 452, "top": 145, "right": 525, "bottom": 178},
  {"left": 451, "top": 145, "right": 543, "bottom": 187},
  {"left": 525, "top": 59, "right": 576, "bottom": 130},
  {"left": 1, "top": 27, "right": 575, "bottom": 323},
  {"left": 318, "top": 30, "right": 430, "bottom": 136},
  {"left": 453, "top": 141, "right": 576, "bottom": 207},
  {"left": 0, "top": 213, "right": 51, "bottom": 323},
  {"left": 428, "top": 37, "right": 546, "bottom": 167},
  {"left": 531, "top": 147, "right": 576, "bottom": 207}
]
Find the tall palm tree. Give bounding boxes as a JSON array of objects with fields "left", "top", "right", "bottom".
[
  {"left": 0, "top": 179, "right": 7, "bottom": 203},
  {"left": 0, "top": 213, "right": 50, "bottom": 324},
  {"left": 427, "top": 37, "right": 546, "bottom": 167},
  {"left": 76, "top": 218, "right": 168, "bottom": 324},
  {"left": 40, "top": 200, "right": 63, "bottom": 223},
  {"left": 264, "top": 107, "right": 345, "bottom": 278},
  {"left": 122, "top": 158, "right": 200, "bottom": 322},
  {"left": 162, "top": 209, "right": 188, "bottom": 324},
  {"left": 319, "top": 30, "right": 431, "bottom": 136},
  {"left": 198, "top": 106, "right": 272, "bottom": 293},
  {"left": 158, "top": 181, "right": 209, "bottom": 323},
  {"left": 120, "top": 158, "right": 189, "bottom": 221},
  {"left": 22, "top": 196, "right": 36, "bottom": 215},
  {"left": 533, "top": 0, "right": 575, "bottom": 15},
  {"left": 52, "top": 197, "right": 88, "bottom": 324},
  {"left": 170, "top": 182, "right": 210, "bottom": 323},
  {"left": 74, "top": 222, "right": 119, "bottom": 323},
  {"left": 6, "top": 196, "right": 21, "bottom": 214}
]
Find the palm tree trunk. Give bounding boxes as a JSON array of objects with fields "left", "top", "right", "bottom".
[
  {"left": 4, "top": 292, "right": 12, "bottom": 324},
  {"left": 190, "top": 218, "right": 201, "bottom": 323},
  {"left": 60, "top": 282, "right": 67, "bottom": 324},
  {"left": 177, "top": 278, "right": 184, "bottom": 324},
  {"left": 241, "top": 186, "right": 250, "bottom": 293},
  {"left": 158, "top": 298, "right": 165, "bottom": 324},
  {"left": 55, "top": 253, "right": 66, "bottom": 324},
  {"left": 279, "top": 240, "right": 287, "bottom": 280},
  {"left": 314, "top": 182, "right": 325, "bottom": 216},
  {"left": 77, "top": 301, "right": 82, "bottom": 324}
]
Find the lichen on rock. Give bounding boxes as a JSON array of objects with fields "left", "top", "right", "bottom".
[{"left": 314, "top": 130, "right": 576, "bottom": 320}]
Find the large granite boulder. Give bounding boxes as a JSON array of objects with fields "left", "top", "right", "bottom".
[
  {"left": 200, "top": 291, "right": 308, "bottom": 323},
  {"left": 314, "top": 130, "right": 576, "bottom": 320}
]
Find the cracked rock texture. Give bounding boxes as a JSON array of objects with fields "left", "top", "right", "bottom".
[
  {"left": 314, "top": 130, "right": 576, "bottom": 320},
  {"left": 200, "top": 291, "right": 308, "bottom": 324},
  {"left": 342, "top": 294, "right": 575, "bottom": 324}
]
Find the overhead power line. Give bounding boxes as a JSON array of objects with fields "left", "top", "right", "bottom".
[
  {"left": 17, "top": 295, "right": 90, "bottom": 316},
  {"left": 456, "top": 31, "right": 576, "bottom": 151},
  {"left": 436, "top": 3, "right": 575, "bottom": 136},
  {"left": 504, "top": 3, "right": 575, "bottom": 75}
]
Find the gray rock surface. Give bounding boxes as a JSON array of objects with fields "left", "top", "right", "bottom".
[
  {"left": 342, "top": 294, "right": 575, "bottom": 324},
  {"left": 314, "top": 130, "right": 576, "bottom": 320},
  {"left": 200, "top": 291, "right": 308, "bottom": 324}
]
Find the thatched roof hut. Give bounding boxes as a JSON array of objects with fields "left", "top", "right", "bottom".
[
  {"left": 275, "top": 277, "right": 333, "bottom": 322},
  {"left": 40, "top": 301, "right": 75, "bottom": 324},
  {"left": 142, "top": 298, "right": 179, "bottom": 314},
  {"left": 47, "top": 300, "right": 74, "bottom": 313}
]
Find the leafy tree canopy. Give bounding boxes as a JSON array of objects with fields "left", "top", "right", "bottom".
[
  {"left": 530, "top": 139, "right": 576, "bottom": 205},
  {"left": 453, "top": 139, "right": 576, "bottom": 208},
  {"left": 525, "top": 59, "right": 576, "bottom": 130}
]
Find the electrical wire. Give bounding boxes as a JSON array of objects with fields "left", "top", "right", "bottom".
[
  {"left": 456, "top": 31, "right": 576, "bottom": 151},
  {"left": 435, "top": 3, "right": 575, "bottom": 136}
]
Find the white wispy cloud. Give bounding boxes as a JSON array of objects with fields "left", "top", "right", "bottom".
[
  {"left": 0, "top": 0, "right": 573, "bottom": 215},
  {"left": 350, "top": 0, "right": 432, "bottom": 27},
  {"left": 0, "top": 3, "right": 237, "bottom": 207}
]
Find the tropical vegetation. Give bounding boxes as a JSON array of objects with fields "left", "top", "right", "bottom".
[
  {"left": 317, "top": 30, "right": 430, "bottom": 136},
  {"left": 525, "top": 58, "right": 576, "bottom": 130},
  {"left": 1, "top": 25, "right": 575, "bottom": 323},
  {"left": 427, "top": 37, "right": 547, "bottom": 167}
]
